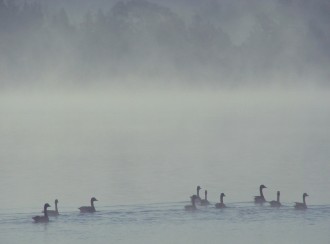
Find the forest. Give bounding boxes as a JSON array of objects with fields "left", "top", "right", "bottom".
[{"left": 1, "top": 0, "right": 330, "bottom": 88}]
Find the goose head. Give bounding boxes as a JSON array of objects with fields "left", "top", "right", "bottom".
[{"left": 91, "top": 197, "right": 98, "bottom": 202}]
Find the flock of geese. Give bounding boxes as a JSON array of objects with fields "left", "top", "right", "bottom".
[
  {"left": 32, "top": 185, "right": 309, "bottom": 223},
  {"left": 32, "top": 197, "right": 98, "bottom": 223},
  {"left": 184, "top": 185, "right": 309, "bottom": 211}
]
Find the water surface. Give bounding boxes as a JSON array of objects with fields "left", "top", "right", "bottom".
[
  {"left": 0, "top": 89, "right": 329, "bottom": 243},
  {"left": 1, "top": 202, "right": 330, "bottom": 244}
]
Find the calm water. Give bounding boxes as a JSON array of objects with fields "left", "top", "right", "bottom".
[
  {"left": 1, "top": 89, "right": 330, "bottom": 243},
  {"left": 1, "top": 202, "right": 330, "bottom": 244}
]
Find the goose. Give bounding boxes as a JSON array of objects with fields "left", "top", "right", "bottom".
[
  {"left": 294, "top": 193, "right": 308, "bottom": 210},
  {"left": 33, "top": 203, "right": 51, "bottom": 223},
  {"left": 43, "top": 199, "right": 59, "bottom": 216},
  {"left": 191, "top": 186, "right": 202, "bottom": 204},
  {"left": 185, "top": 195, "right": 198, "bottom": 211},
  {"left": 270, "top": 191, "right": 281, "bottom": 207},
  {"left": 79, "top": 197, "right": 98, "bottom": 213},
  {"left": 215, "top": 193, "right": 226, "bottom": 208},
  {"left": 201, "top": 190, "right": 210, "bottom": 206},
  {"left": 254, "top": 184, "right": 267, "bottom": 204}
]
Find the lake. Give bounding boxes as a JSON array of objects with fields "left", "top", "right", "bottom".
[{"left": 0, "top": 89, "right": 330, "bottom": 243}]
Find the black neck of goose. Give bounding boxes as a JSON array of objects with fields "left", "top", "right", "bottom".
[
  {"left": 303, "top": 195, "right": 306, "bottom": 205},
  {"left": 205, "top": 192, "right": 207, "bottom": 200},
  {"left": 260, "top": 187, "right": 264, "bottom": 197},
  {"left": 277, "top": 193, "right": 280, "bottom": 202},
  {"left": 197, "top": 189, "right": 200, "bottom": 197},
  {"left": 44, "top": 205, "right": 48, "bottom": 217},
  {"left": 91, "top": 200, "right": 96, "bottom": 211},
  {"left": 220, "top": 195, "right": 224, "bottom": 204},
  {"left": 55, "top": 202, "right": 58, "bottom": 212}
]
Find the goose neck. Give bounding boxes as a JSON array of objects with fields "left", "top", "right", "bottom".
[{"left": 44, "top": 205, "right": 48, "bottom": 217}]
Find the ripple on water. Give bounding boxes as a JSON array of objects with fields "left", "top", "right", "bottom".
[{"left": 1, "top": 202, "right": 330, "bottom": 244}]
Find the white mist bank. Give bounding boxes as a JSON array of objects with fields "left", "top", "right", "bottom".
[{"left": 0, "top": 89, "right": 330, "bottom": 209}]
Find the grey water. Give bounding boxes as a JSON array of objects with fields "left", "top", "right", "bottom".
[
  {"left": 1, "top": 89, "right": 330, "bottom": 243},
  {"left": 1, "top": 202, "right": 330, "bottom": 244}
]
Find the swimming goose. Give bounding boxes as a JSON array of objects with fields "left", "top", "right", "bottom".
[
  {"left": 191, "top": 186, "right": 202, "bottom": 204},
  {"left": 294, "top": 193, "right": 308, "bottom": 210},
  {"left": 270, "top": 191, "right": 281, "bottom": 207},
  {"left": 33, "top": 203, "right": 51, "bottom": 223},
  {"left": 43, "top": 199, "right": 59, "bottom": 216},
  {"left": 79, "top": 197, "right": 98, "bottom": 213},
  {"left": 215, "top": 193, "right": 226, "bottom": 208},
  {"left": 201, "top": 190, "right": 210, "bottom": 206},
  {"left": 254, "top": 184, "right": 267, "bottom": 204},
  {"left": 185, "top": 195, "right": 198, "bottom": 211}
]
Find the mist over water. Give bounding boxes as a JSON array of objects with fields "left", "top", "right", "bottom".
[
  {"left": 1, "top": 89, "right": 330, "bottom": 244},
  {"left": 1, "top": 0, "right": 330, "bottom": 243},
  {"left": 1, "top": 89, "right": 330, "bottom": 209}
]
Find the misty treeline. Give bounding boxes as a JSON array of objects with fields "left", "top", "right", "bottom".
[{"left": 1, "top": 0, "right": 330, "bottom": 88}]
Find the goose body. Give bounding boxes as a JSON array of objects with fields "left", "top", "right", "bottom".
[
  {"left": 200, "top": 190, "right": 210, "bottom": 206},
  {"left": 215, "top": 193, "right": 226, "bottom": 209},
  {"left": 79, "top": 197, "right": 98, "bottom": 213},
  {"left": 254, "top": 185, "right": 267, "bottom": 204},
  {"left": 43, "top": 199, "right": 59, "bottom": 216},
  {"left": 33, "top": 203, "right": 51, "bottom": 223},
  {"left": 270, "top": 191, "right": 281, "bottom": 207},
  {"left": 185, "top": 195, "right": 198, "bottom": 211},
  {"left": 295, "top": 193, "right": 308, "bottom": 210}
]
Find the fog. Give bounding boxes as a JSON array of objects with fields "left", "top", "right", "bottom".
[
  {"left": 1, "top": 90, "right": 330, "bottom": 210},
  {"left": 1, "top": 0, "right": 330, "bottom": 88},
  {"left": 1, "top": 0, "right": 330, "bottom": 209}
]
